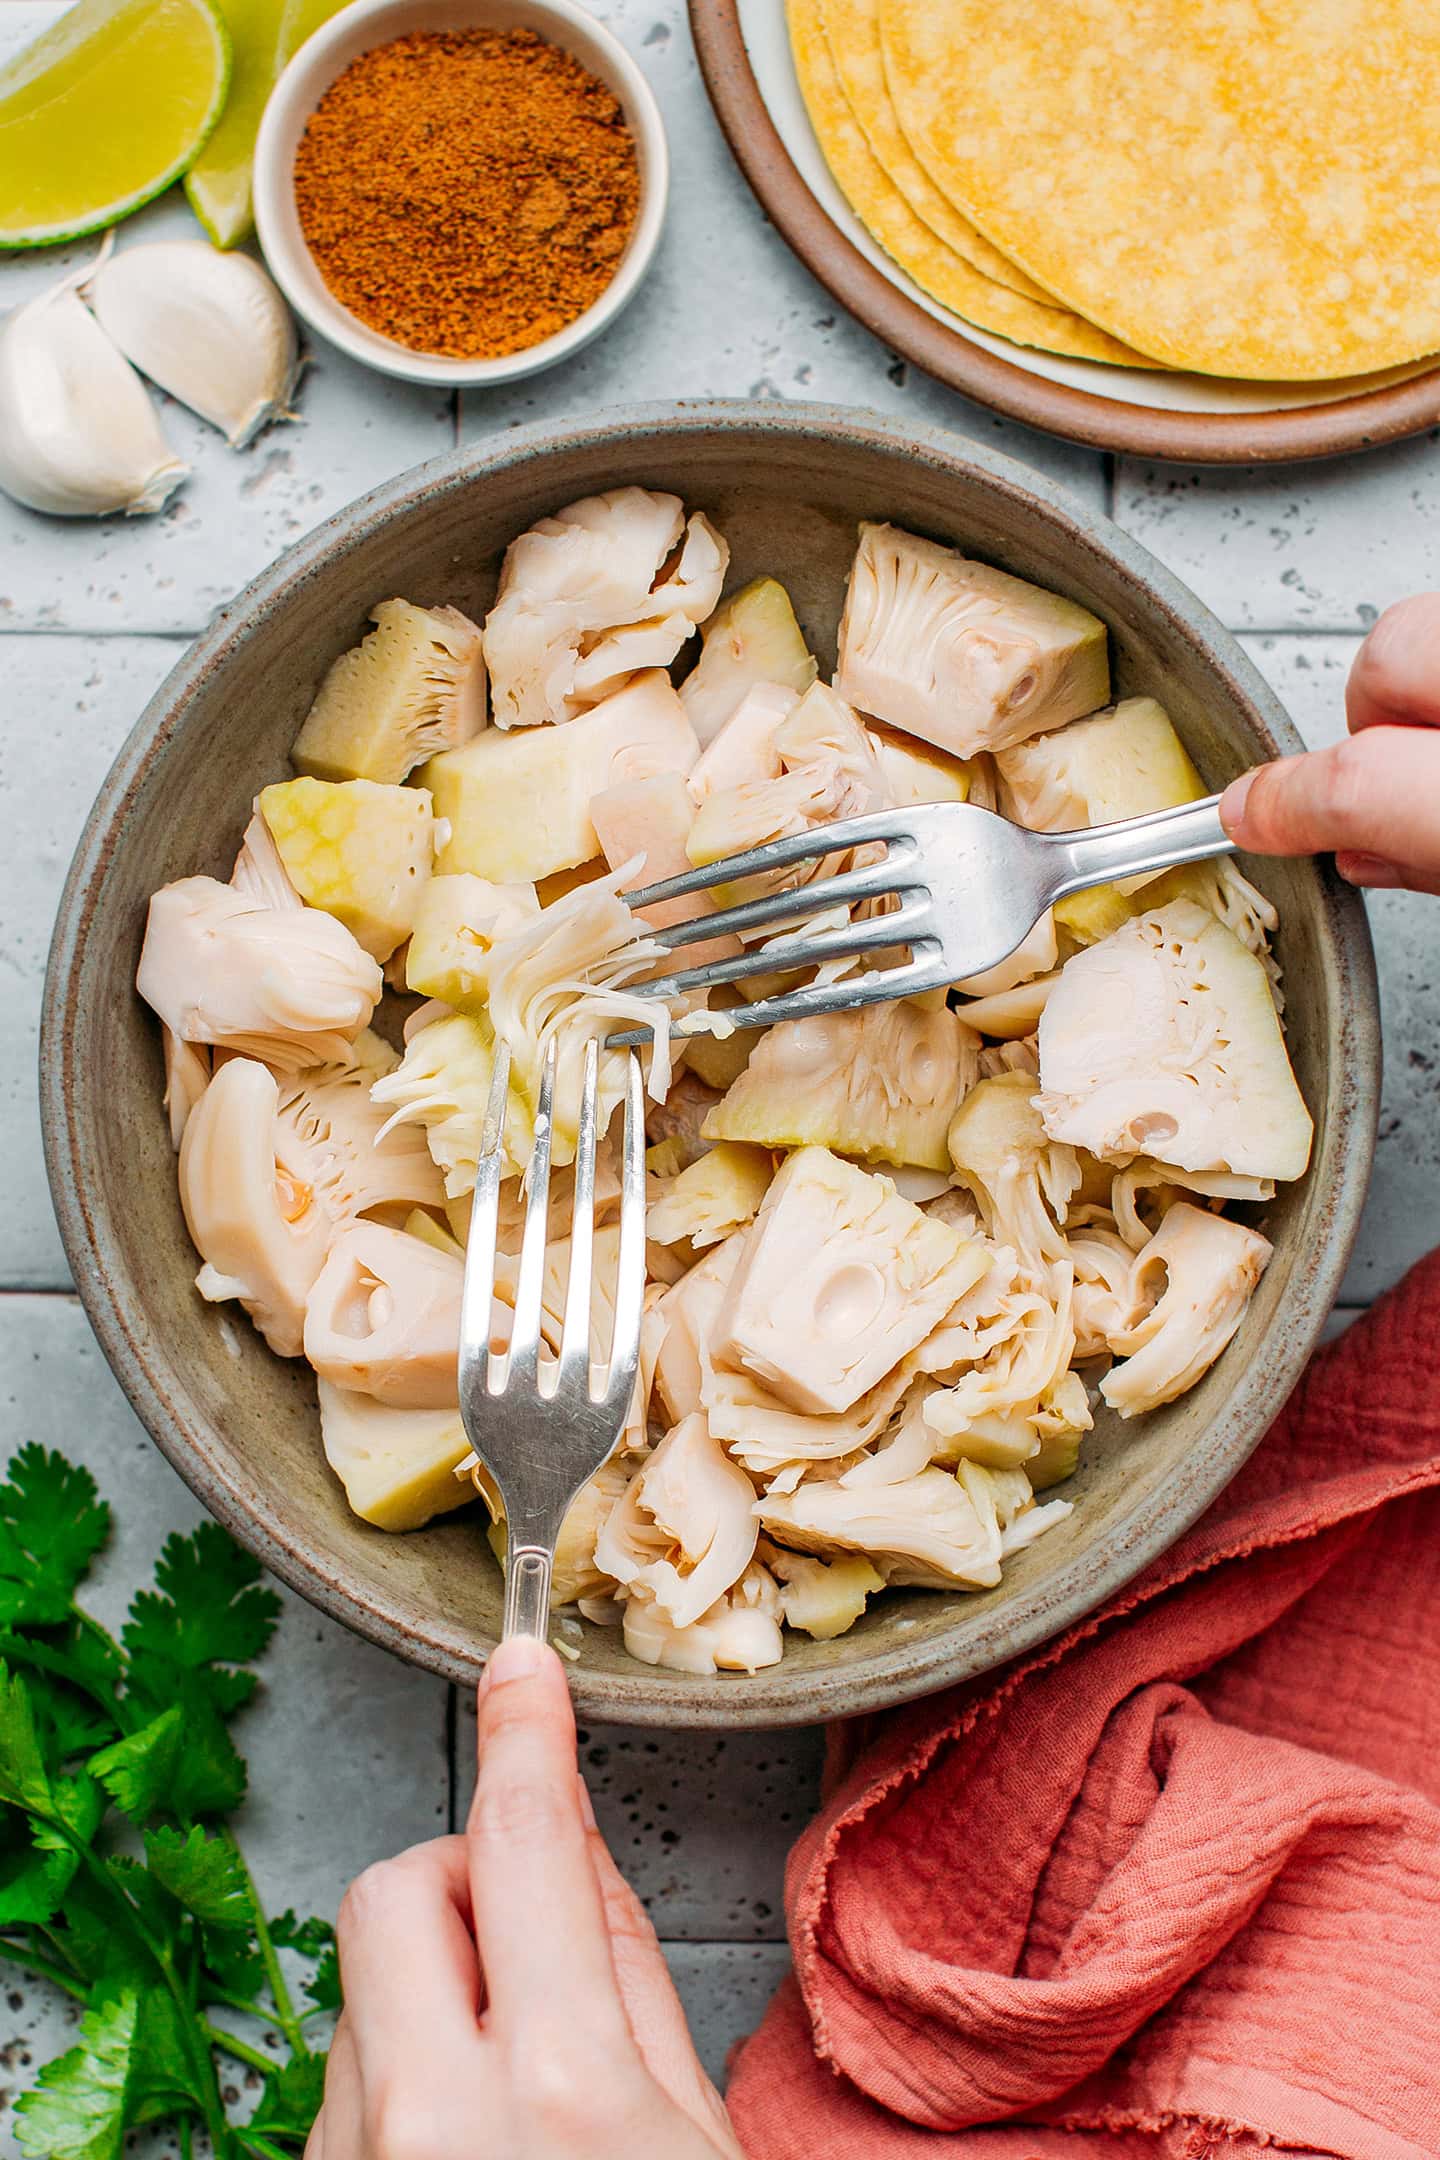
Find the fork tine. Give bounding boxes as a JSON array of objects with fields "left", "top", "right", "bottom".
[
  {"left": 641, "top": 900, "right": 933, "bottom": 1003},
  {"left": 646, "top": 847, "right": 909, "bottom": 955},
  {"left": 624, "top": 805, "right": 907, "bottom": 914},
  {"left": 558, "top": 1038, "right": 599, "bottom": 1387},
  {"left": 507, "top": 1036, "right": 557, "bottom": 1390},
  {"left": 460, "top": 1041, "right": 512, "bottom": 1400},
  {"left": 600, "top": 1050, "right": 646, "bottom": 1415},
  {"left": 606, "top": 951, "right": 945, "bottom": 1046}
]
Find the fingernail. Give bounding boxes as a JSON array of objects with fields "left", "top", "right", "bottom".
[
  {"left": 1219, "top": 767, "right": 1259, "bottom": 837},
  {"left": 1337, "top": 850, "right": 1402, "bottom": 887},
  {"left": 485, "top": 1635, "right": 548, "bottom": 1688},
  {"left": 576, "top": 1774, "right": 597, "bottom": 1831}
]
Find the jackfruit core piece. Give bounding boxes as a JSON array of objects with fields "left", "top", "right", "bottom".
[
  {"left": 997, "top": 696, "right": 1205, "bottom": 943},
  {"left": 868, "top": 722, "right": 974, "bottom": 807},
  {"left": 1036, "top": 900, "right": 1313, "bottom": 1183},
  {"left": 835, "top": 523, "right": 1109, "bottom": 759},
  {"left": 679, "top": 576, "right": 819, "bottom": 744},
  {"left": 421, "top": 670, "right": 699, "bottom": 885},
  {"left": 260, "top": 777, "right": 434, "bottom": 963},
  {"left": 291, "top": 599, "right": 486, "bottom": 784},
  {"left": 317, "top": 1382, "right": 473, "bottom": 1532},
  {"left": 714, "top": 1146, "right": 989, "bottom": 1416},
  {"left": 405, "top": 874, "right": 540, "bottom": 1010},
  {"left": 704, "top": 1001, "right": 981, "bottom": 1173}
]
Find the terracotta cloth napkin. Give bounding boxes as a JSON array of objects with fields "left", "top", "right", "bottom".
[{"left": 727, "top": 1250, "right": 1440, "bottom": 2160}]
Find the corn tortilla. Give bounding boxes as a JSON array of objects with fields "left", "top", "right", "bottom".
[
  {"left": 788, "top": 0, "right": 1161, "bottom": 368},
  {"left": 816, "top": 0, "right": 1049, "bottom": 305},
  {"left": 881, "top": 0, "right": 1440, "bottom": 380}
]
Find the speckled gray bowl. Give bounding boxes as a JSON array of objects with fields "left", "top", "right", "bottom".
[{"left": 41, "top": 404, "right": 1380, "bottom": 1727}]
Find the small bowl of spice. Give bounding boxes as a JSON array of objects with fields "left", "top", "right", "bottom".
[{"left": 253, "top": 0, "right": 667, "bottom": 385}]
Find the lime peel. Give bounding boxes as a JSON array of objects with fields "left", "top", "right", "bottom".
[{"left": 0, "top": 0, "right": 230, "bottom": 250}]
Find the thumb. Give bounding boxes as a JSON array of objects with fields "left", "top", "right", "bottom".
[
  {"left": 1218, "top": 727, "right": 1440, "bottom": 893},
  {"left": 1346, "top": 593, "right": 1440, "bottom": 733}
]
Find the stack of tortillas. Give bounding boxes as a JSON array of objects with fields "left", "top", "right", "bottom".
[{"left": 789, "top": 0, "right": 1440, "bottom": 378}]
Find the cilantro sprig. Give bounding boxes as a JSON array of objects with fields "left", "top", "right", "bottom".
[{"left": 0, "top": 1445, "right": 336, "bottom": 2158}]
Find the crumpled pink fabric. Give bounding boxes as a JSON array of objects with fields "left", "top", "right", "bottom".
[{"left": 727, "top": 1250, "right": 1440, "bottom": 2160}]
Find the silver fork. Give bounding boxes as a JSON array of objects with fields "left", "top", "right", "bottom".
[
  {"left": 608, "top": 793, "right": 1233, "bottom": 1041},
  {"left": 459, "top": 1034, "right": 647, "bottom": 1642}
]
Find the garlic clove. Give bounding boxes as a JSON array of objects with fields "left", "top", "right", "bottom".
[
  {"left": 87, "top": 241, "right": 300, "bottom": 451},
  {"left": 0, "top": 272, "right": 188, "bottom": 518}
]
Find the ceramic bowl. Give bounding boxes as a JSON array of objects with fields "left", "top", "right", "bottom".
[
  {"left": 40, "top": 404, "right": 1380, "bottom": 1727},
  {"left": 253, "top": 0, "right": 669, "bottom": 387}
]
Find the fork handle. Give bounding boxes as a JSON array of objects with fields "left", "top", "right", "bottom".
[
  {"left": 1044, "top": 794, "right": 1231, "bottom": 901},
  {"left": 503, "top": 1544, "right": 555, "bottom": 1641}
]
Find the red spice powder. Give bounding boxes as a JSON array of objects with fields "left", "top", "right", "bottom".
[{"left": 292, "top": 28, "right": 642, "bottom": 360}]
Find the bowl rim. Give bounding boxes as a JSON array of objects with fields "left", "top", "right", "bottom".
[
  {"left": 40, "top": 400, "right": 1381, "bottom": 1727},
  {"left": 252, "top": 0, "right": 670, "bottom": 388}
]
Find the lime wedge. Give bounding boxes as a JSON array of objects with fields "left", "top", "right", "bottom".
[
  {"left": 186, "top": 0, "right": 350, "bottom": 247},
  {"left": 0, "top": 0, "right": 230, "bottom": 250}
]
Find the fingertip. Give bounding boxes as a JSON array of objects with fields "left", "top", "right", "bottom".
[{"left": 485, "top": 1634, "right": 552, "bottom": 1689}]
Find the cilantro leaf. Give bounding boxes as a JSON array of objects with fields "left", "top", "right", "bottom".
[
  {"left": 143, "top": 1825, "right": 251, "bottom": 1930},
  {"left": 201, "top": 1922, "right": 266, "bottom": 1998},
  {"left": 14, "top": 1989, "right": 137, "bottom": 2160},
  {"left": 88, "top": 1707, "right": 184, "bottom": 1820},
  {"left": 124, "top": 1984, "right": 206, "bottom": 2126},
  {"left": 270, "top": 1911, "right": 335, "bottom": 1959},
  {"left": 248, "top": 2050, "right": 328, "bottom": 2141},
  {"left": 0, "top": 1665, "right": 54, "bottom": 1812},
  {"left": 0, "top": 1824, "right": 79, "bottom": 1926},
  {"left": 123, "top": 1524, "right": 280, "bottom": 1682},
  {"left": 305, "top": 1942, "right": 341, "bottom": 2013},
  {"left": 0, "top": 1449, "right": 110, "bottom": 1629}
]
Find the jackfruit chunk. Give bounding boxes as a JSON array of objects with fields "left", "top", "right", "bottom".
[
  {"left": 685, "top": 680, "right": 884, "bottom": 885},
  {"left": 404, "top": 874, "right": 540, "bottom": 1010},
  {"left": 682, "top": 993, "right": 757, "bottom": 1092},
  {"left": 687, "top": 683, "right": 795, "bottom": 804},
  {"left": 371, "top": 1011, "right": 535, "bottom": 1194},
  {"left": 947, "top": 1070, "right": 1079, "bottom": 1268},
  {"left": 259, "top": 778, "right": 434, "bottom": 962},
  {"left": 483, "top": 488, "right": 728, "bottom": 728},
  {"left": 1036, "top": 901, "right": 1313, "bottom": 1183},
  {"left": 622, "top": 1568, "right": 785, "bottom": 1675},
  {"left": 868, "top": 722, "right": 973, "bottom": 806},
  {"left": 648, "top": 1141, "right": 772, "bottom": 1250},
  {"left": 767, "top": 1548, "right": 883, "bottom": 1640},
  {"left": 291, "top": 599, "right": 486, "bottom": 784},
  {"left": 137, "top": 876, "right": 381, "bottom": 1072},
  {"left": 304, "top": 1222, "right": 462, "bottom": 1409},
  {"left": 421, "top": 670, "right": 699, "bottom": 884},
  {"left": 714, "top": 1147, "right": 988, "bottom": 1415},
  {"left": 594, "top": 1414, "right": 760, "bottom": 1628},
  {"left": 955, "top": 971, "right": 1061, "bottom": 1041},
  {"left": 704, "top": 1002, "right": 980, "bottom": 1172},
  {"left": 317, "top": 1382, "right": 473, "bottom": 1531},
  {"left": 590, "top": 771, "right": 739, "bottom": 966},
  {"left": 998, "top": 696, "right": 1203, "bottom": 838},
  {"left": 1100, "top": 1202, "right": 1272, "bottom": 1418},
  {"left": 679, "top": 576, "right": 818, "bottom": 743},
  {"left": 486, "top": 1460, "right": 632, "bottom": 1605},
  {"left": 835, "top": 523, "right": 1109, "bottom": 758},
  {"left": 997, "top": 696, "right": 1205, "bottom": 940},
  {"left": 760, "top": 1466, "right": 1003, "bottom": 1589}
]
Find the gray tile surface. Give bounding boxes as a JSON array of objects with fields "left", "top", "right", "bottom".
[{"left": 1, "top": 0, "right": 1437, "bottom": 2133}]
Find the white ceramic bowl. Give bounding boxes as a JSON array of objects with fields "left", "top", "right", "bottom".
[{"left": 253, "top": 0, "right": 669, "bottom": 386}]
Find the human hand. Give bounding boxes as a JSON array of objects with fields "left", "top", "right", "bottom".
[
  {"left": 1219, "top": 592, "right": 1440, "bottom": 895},
  {"left": 306, "top": 1635, "right": 744, "bottom": 2160}
]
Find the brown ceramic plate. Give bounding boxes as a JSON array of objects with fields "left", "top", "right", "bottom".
[
  {"left": 690, "top": 0, "right": 1440, "bottom": 465},
  {"left": 41, "top": 405, "right": 1379, "bottom": 1727}
]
